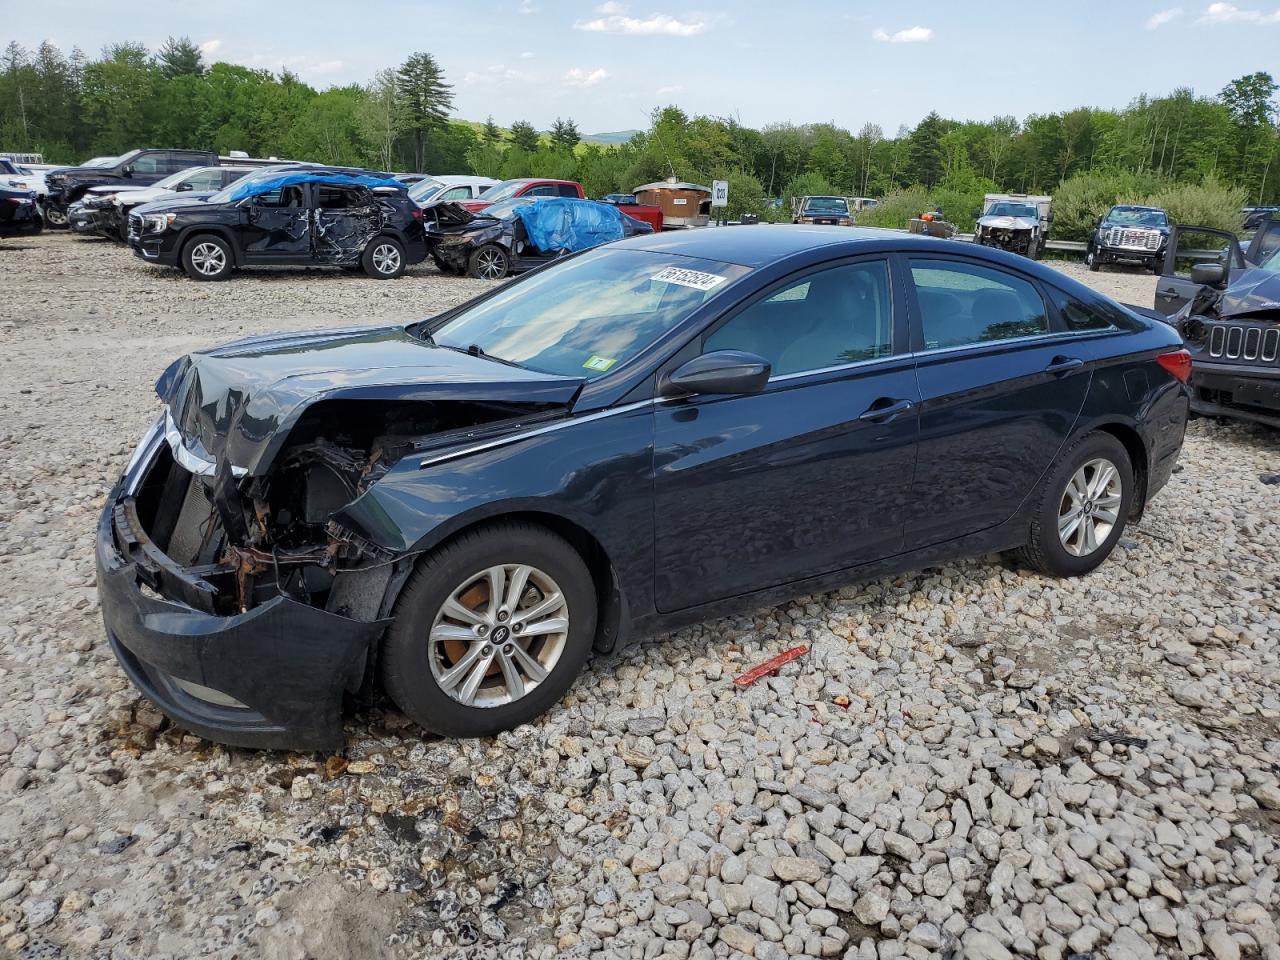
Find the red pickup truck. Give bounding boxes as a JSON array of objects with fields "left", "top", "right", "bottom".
[
  {"left": 462, "top": 178, "right": 666, "bottom": 231},
  {"left": 461, "top": 179, "right": 585, "bottom": 213}
]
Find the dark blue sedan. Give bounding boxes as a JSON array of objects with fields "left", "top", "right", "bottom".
[{"left": 96, "top": 226, "right": 1191, "bottom": 749}]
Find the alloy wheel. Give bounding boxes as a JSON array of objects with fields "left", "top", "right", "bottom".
[
  {"left": 372, "top": 243, "right": 401, "bottom": 275},
  {"left": 190, "top": 242, "right": 226, "bottom": 276},
  {"left": 475, "top": 248, "right": 506, "bottom": 280},
  {"left": 427, "top": 564, "right": 569, "bottom": 707},
  {"left": 1058, "top": 457, "right": 1122, "bottom": 557},
  {"left": 46, "top": 209, "right": 68, "bottom": 226}
]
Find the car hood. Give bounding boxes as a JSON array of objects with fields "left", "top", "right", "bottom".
[
  {"left": 1219, "top": 267, "right": 1280, "bottom": 319},
  {"left": 978, "top": 215, "right": 1037, "bottom": 230},
  {"left": 121, "top": 188, "right": 217, "bottom": 207},
  {"left": 130, "top": 195, "right": 217, "bottom": 217},
  {"left": 86, "top": 184, "right": 149, "bottom": 196},
  {"left": 155, "top": 324, "right": 586, "bottom": 476}
]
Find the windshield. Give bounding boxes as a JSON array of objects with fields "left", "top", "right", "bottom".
[
  {"left": 482, "top": 197, "right": 535, "bottom": 220},
  {"left": 154, "top": 167, "right": 209, "bottom": 190},
  {"left": 1108, "top": 207, "right": 1167, "bottom": 227},
  {"left": 1259, "top": 246, "right": 1280, "bottom": 275},
  {"left": 802, "top": 197, "right": 849, "bottom": 215},
  {"left": 83, "top": 156, "right": 119, "bottom": 168},
  {"left": 430, "top": 248, "right": 751, "bottom": 377},
  {"left": 477, "top": 179, "right": 526, "bottom": 202},
  {"left": 408, "top": 178, "right": 444, "bottom": 202},
  {"left": 207, "top": 165, "right": 297, "bottom": 203},
  {"left": 986, "top": 202, "right": 1038, "bottom": 218}
]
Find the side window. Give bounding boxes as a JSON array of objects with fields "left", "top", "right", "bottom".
[
  {"left": 558, "top": 184, "right": 580, "bottom": 198},
  {"left": 704, "top": 261, "right": 893, "bottom": 377},
  {"left": 186, "top": 170, "right": 223, "bottom": 191},
  {"left": 315, "top": 186, "right": 369, "bottom": 210},
  {"left": 252, "top": 186, "right": 305, "bottom": 208},
  {"left": 1044, "top": 286, "right": 1122, "bottom": 332},
  {"left": 130, "top": 153, "right": 161, "bottom": 174},
  {"left": 910, "top": 259, "right": 1048, "bottom": 349},
  {"left": 527, "top": 184, "right": 558, "bottom": 197},
  {"left": 441, "top": 186, "right": 471, "bottom": 200}
]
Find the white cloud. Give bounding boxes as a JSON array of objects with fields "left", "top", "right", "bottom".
[
  {"left": 597, "top": 0, "right": 626, "bottom": 12},
  {"left": 519, "top": 50, "right": 535, "bottom": 58},
  {"left": 575, "top": 12, "right": 711, "bottom": 36},
  {"left": 198, "top": 39, "right": 222, "bottom": 55},
  {"left": 872, "top": 25, "right": 933, "bottom": 43},
  {"left": 1197, "top": 1, "right": 1280, "bottom": 22},
  {"left": 463, "top": 64, "right": 524, "bottom": 86},
  {"left": 564, "top": 67, "right": 609, "bottom": 87},
  {"left": 1145, "top": 7, "right": 1183, "bottom": 27},
  {"left": 655, "top": 83, "right": 683, "bottom": 95}
]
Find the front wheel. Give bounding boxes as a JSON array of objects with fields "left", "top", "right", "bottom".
[
  {"left": 468, "top": 243, "right": 510, "bottom": 280},
  {"left": 1015, "top": 432, "right": 1134, "bottom": 577},
  {"left": 182, "top": 234, "right": 233, "bottom": 281},
  {"left": 1085, "top": 246, "right": 1101, "bottom": 272},
  {"left": 381, "top": 522, "right": 597, "bottom": 738},
  {"left": 363, "top": 237, "right": 406, "bottom": 278}
]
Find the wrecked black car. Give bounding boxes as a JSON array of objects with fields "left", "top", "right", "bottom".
[
  {"left": 1153, "top": 217, "right": 1280, "bottom": 428},
  {"left": 99, "top": 226, "right": 1190, "bottom": 750},
  {"left": 424, "top": 196, "right": 653, "bottom": 279},
  {"left": 128, "top": 165, "right": 427, "bottom": 280},
  {"left": 0, "top": 186, "right": 43, "bottom": 238}
]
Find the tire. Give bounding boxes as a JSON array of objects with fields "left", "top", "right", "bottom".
[
  {"left": 1086, "top": 246, "right": 1101, "bottom": 272},
  {"left": 181, "top": 234, "right": 233, "bottom": 281},
  {"left": 468, "top": 243, "right": 510, "bottom": 280},
  {"left": 381, "top": 522, "right": 598, "bottom": 738},
  {"left": 1015, "top": 431, "right": 1134, "bottom": 577},
  {"left": 362, "top": 237, "right": 405, "bottom": 279},
  {"left": 1026, "top": 239, "right": 1041, "bottom": 261}
]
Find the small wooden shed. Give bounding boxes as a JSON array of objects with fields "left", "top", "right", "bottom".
[{"left": 633, "top": 178, "right": 712, "bottom": 228}]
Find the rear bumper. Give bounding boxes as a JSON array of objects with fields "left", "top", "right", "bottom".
[{"left": 95, "top": 432, "right": 387, "bottom": 751}]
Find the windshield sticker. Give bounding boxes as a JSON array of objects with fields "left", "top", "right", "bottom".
[
  {"left": 583, "top": 355, "right": 617, "bottom": 372},
  {"left": 651, "top": 266, "right": 728, "bottom": 291}
]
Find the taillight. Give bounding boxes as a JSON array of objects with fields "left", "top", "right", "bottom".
[
  {"left": 1157, "top": 348, "right": 1192, "bottom": 384},
  {"left": 411, "top": 208, "right": 423, "bottom": 221}
]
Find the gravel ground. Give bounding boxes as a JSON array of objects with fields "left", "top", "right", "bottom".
[{"left": 1, "top": 233, "right": 1277, "bottom": 960}]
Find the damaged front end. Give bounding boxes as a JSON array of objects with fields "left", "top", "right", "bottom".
[{"left": 97, "top": 324, "right": 583, "bottom": 749}]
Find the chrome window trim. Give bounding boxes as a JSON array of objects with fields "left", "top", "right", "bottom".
[
  {"left": 912, "top": 328, "right": 1114, "bottom": 360},
  {"left": 768, "top": 352, "right": 902, "bottom": 383}
]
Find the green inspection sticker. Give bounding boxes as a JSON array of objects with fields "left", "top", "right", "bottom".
[{"left": 583, "top": 355, "right": 617, "bottom": 372}]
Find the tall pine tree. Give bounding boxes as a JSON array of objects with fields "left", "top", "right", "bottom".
[{"left": 394, "top": 52, "right": 454, "bottom": 172}]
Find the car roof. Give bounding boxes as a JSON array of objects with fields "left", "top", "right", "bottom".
[{"left": 615, "top": 224, "right": 899, "bottom": 266}]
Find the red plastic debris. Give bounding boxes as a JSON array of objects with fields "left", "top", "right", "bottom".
[{"left": 732, "top": 645, "right": 809, "bottom": 687}]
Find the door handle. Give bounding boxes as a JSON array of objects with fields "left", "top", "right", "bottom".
[
  {"left": 1045, "top": 356, "right": 1084, "bottom": 376},
  {"left": 858, "top": 397, "right": 914, "bottom": 423}
]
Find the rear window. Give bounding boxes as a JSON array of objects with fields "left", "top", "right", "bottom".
[{"left": 910, "top": 259, "right": 1049, "bottom": 349}]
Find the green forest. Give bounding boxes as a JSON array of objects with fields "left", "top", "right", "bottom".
[{"left": 3, "top": 38, "right": 1277, "bottom": 238}]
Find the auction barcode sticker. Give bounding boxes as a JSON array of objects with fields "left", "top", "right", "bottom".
[{"left": 651, "top": 266, "right": 728, "bottom": 291}]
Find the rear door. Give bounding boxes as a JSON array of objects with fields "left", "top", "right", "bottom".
[
  {"left": 1155, "top": 225, "right": 1246, "bottom": 315},
  {"left": 311, "top": 185, "right": 381, "bottom": 264},
  {"left": 904, "top": 256, "right": 1092, "bottom": 548},
  {"left": 652, "top": 256, "right": 919, "bottom": 612},
  {"left": 1244, "top": 217, "right": 1280, "bottom": 269}
]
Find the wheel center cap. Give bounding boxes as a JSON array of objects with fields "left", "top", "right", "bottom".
[
  {"left": 491, "top": 625, "right": 511, "bottom": 644},
  {"left": 1083, "top": 500, "right": 1095, "bottom": 515}
]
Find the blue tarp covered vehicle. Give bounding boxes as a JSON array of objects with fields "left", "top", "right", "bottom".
[
  {"left": 221, "top": 170, "right": 405, "bottom": 203},
  {"left": 422, "top": 196, "right": 654, "bottom": 279}
]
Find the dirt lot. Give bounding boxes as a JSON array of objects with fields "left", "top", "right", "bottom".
[{"left": 0, "top": 233, "right": 1277, "bottom": 960}]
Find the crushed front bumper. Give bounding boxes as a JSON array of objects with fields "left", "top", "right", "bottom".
[
  {"left": 1189, "top": 362, "right": 1280, "bottom": 429},
  {"left": 95, "top": 424, "right": 388, "bottom": 751}
]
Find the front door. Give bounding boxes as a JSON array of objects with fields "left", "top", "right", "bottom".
[
  {"left": 240, "top": 184, "right": 311, "bottom": 260},
  {"left": 1155, "top": 225, "right": 1246, "bottom": 315},
  {"left": 312, "top": 185, "right": 382, "bottom": 265},
  {"left": 904, "top": 256, "right": 1092, "bottom": 547},
  {"left": 652, "top": 257, "right": 919, "bottom": 612}
]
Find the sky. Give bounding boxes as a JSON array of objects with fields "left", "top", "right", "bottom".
[{"left": 8, "top": 0, "right": 1280, "bottom": 133}]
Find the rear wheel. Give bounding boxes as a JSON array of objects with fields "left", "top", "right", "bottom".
[
  {"left": 363, "top": 237, "right": 406, "bottom": 279},
  {"left": 468, "top": 243, "right": 510, "bottom": 280},
  {"left": 381, "top": 522, "right": 597, "bottom": 737},
  {"left": 1015, "top": 432, "right": 1134, "bottom": 577},
  {"left": 182, "top": 234, "right": 233, "bottom": 281}
]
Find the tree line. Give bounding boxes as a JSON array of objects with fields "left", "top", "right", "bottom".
[{"left": 2, "top": 38, "right": 1277, "bottom": 225}]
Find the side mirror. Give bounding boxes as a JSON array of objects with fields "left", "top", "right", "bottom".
[
  {"left": 1190, "top": 262, "right": 1226, "bottom": 287},
  {"left": 972, "top": 208, "right": 981, "bottom": 219},
  {"left": 1045, "top": 212, "right": 1054, "bottom": 222},
  {"left": 121, "top": 165, "right": 133, "bottom": 177},
  {"left": 661, "top": 350, "right": 771, "bottom": 397},
  {"left": 175, "top": 182, "right": 192, "bottom": 192}
]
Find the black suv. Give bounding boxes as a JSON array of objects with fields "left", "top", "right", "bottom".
[
  {"left": 1086, "top": 204, "right": 1170, "bottom": 273},
  {"left": 43, "top": 149, "right": 217, "bottom": 227},
  {"left": 127, "top": 165, "right": 428, "bottom": 280}
]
